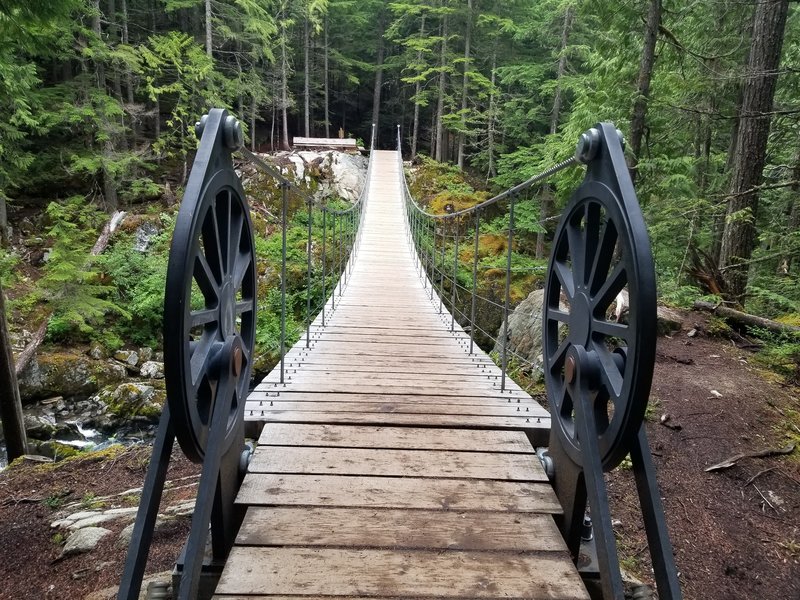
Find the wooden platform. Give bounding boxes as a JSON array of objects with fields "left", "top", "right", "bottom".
[
  {"left": 293, "top": 136, "right": 363, "bottom": 153},
  {"left": 214, "top": 151, "right": 588, "bottom": 599}
]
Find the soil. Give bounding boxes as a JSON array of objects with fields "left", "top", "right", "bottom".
[
  {"left": 608, "top": 311, "right": 800, "bottom": 600},
  {"left": 0, "top": 446, "right": 199, "bottom": 600},
  {"left": 0, "top": 309, "right": 798, "bottom": 600}
]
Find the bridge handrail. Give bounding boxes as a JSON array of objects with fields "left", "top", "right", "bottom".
[
  {"left": 395, "top": 125, "right": 583, "bottom": 393},
  {"left": 396, "top": 126, "right": 577, "bottom": 221}
]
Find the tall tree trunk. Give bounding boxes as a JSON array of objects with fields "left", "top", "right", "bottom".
[
  {"left": 371, "top": 11, "right": 386, "bottom": 139},
  {"left": 485, "top": 50, "right": 497, "bottom": 182},
  {"left": 411, "top": 12, "right": 426, "bottom": 158},
  {"left": 108, "top": 0, "right": 123, "bottom": 102},
  {"left": 719, "top": 0, "right": 789, "bottom": 304},
  {"left": 93, "top": 2, "right": 118, "bottom": 212},
  {"left": 536, "top": 4, "right": 573, "bottom": 259},
  {"left": 205, "top": 0, "right": 212, "bottom": 57},
  {"left": 434, "top": 9, "right": 448, "bottom": 162},
  {"left": 456, "top": 0, "right": 472, "bottom": 170},
  {"left": 780, "top": 151, "right": 800, "bottom": 274},
  {"left": 304, "top": 14, "right": 311, "bottom": 137},
  {"left": 0, "top": 198, "right": 7, "bottom": 247},
  {"left": 323, "top": 16, "right": 330, "bottom": 138},
  {"left": 711, "top": 11, "right": 755, "bottom": 266},
  {"left": 281, "top": 36, "right": 291, "bottom": 150},
  {"left": 120, "top": 0, "right": 137, "bottom": 143},
  {"left": 250, "top": 94, "right": 257, "bottom": 152},
  {"left": 628, "top": 0, "right": 661, "bottom": 184},
  {"left": 0, "top": 280, "right": 27, "bottom": 462}
]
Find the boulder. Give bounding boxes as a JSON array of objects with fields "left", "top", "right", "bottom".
[
  {"left": 133, "top": 221, "right": 160, "bottom": 252},
  {"left": 113, "top": 350, "right": 139, "bottom": 368},
  {"left": 493, "top": 289, "right": 548, "bottom": 377},
  {"left": 89, "top": 382, "right": 164, "bottom": 431},
  {"left": 88, "top": 344, "right": 107, "bottom": 360},
  {"left": 656, "top": 305, "right": 683, "bottom": 335},
  {"left": 139, "top": 361, "right": 164, "bottom": 379},
  {"left": 247, "top": 150, "right": 367, "bottom": 204},
  {"left": 17, "top": 352, "right": 128, "bottom": 403},
  {"left": 61, "top": 527, "right": 112, "bottom": 556},
  {"left": 137, "top": 347, "right": 154, "bottom": 364}
]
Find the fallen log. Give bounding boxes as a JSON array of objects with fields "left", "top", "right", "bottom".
[{"left": 693, "top": 301, "right": 800, "bottom": 338}]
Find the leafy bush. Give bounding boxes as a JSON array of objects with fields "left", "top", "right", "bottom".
[
  {"left": 36, "top": 198, "right": 129, "bottom": 342},
  {"left": 103, "top": 214, "right": 173, "bottom": 347}
]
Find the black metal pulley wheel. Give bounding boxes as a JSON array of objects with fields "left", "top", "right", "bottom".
[
  {"left": 543, "top": 123, "right": 656, "bottom": 471},
  {"left": 164, "top": 109, "right": 256, "bottom": 463}
]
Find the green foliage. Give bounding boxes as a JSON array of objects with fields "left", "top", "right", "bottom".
[
  {"left": 35, "top": 198, "right": 129, "bottom": 342},
  {"left": 103, "top": 215, "right": 174, "bottom": 347},
  {"left": 754, "top": 341, "right": 800, "bottom": 385},
  {"left": 0, "top": 248, "right": 19, "bottom": 287}
]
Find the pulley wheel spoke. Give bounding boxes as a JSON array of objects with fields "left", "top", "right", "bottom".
[{"left": 592, "top": 319, "right": 629, "bottom": 341}]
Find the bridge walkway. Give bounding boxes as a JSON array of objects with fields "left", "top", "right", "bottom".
[{"left": 212, "top": 151, "right": 589, "bottom": 599}]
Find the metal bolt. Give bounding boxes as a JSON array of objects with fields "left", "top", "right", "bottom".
[
  {"left": 616, "top": 128, "right": 626, "bottom": 151},
  {"left": 232, "top": 345, "right": 242, "bottom": 377},
  {"left": 223, "top": 115, "right": 244, "bottom": 149},
  {"left": 565, "top": 355, "right": 576, "bottom": 384},
  {"left": 194, "top": 114, "right": 209, "bottom": 138},
  {"left": 575, "top": 127, "right": 600, "bottom": 164}
]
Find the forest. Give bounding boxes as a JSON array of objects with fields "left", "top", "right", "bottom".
[{"left": 0, "top": 0, "right": 798, "bottom": 361}]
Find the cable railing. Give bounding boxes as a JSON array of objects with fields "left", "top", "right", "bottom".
[
  {"left": 397, "top": 125, "right": 579, "bottom": 393},
  {"left": 238, "top": 125, "right": 376, "bottom": 383}
]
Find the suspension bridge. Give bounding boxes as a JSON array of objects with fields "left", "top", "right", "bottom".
[{"left": 118, "top": 110, "right": 681, "bottom": 600}]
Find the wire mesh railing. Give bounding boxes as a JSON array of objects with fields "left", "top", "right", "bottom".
[{"left": 396, "top": 125, "right": 580, "bottom": 392}]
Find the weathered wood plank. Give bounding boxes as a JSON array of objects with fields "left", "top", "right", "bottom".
[
  {"left": 214, "top": 547, "right": 589, "bottom": 599},
  {"left": 236, "top": 474, "right": 561, "bottom": 513},
  {"left": 247, "top": 392, "right": 547, "bottom": 412},
  {"left": 245, "top": 400, "right": 548, "bottom": 419},
  {"left": 236, "top": 507, "right": 564, "bottom": 551},
  {"left": 251, "top": 383, "right": 529, "bottom": 399},
  {"left": 244, "top": 411, "right": 550, "bottom": 443},
  {"left": 257, "top": 424, "right": 534, "bottom": 453},
  {"left": 248, "top": 446, "right": 546, "bottom": 481}
]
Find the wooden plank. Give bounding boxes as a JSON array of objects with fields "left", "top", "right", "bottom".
[
  {"left": 248, "top": 447, "right": 546, "bottom": 481},
  {"left": 247, "top": 389, "right": 550, "bottom": 418},
  {"left": 250, "top": 383, "right": 529, "bottom": 399},
  {"left": 244, "top": 411, "right": 550, "bottom": 443},
  {"left": 257, "top": 424, "right": 534, "bottom": 453},
  {"left": 281, "top": 352, "right": 492, "bottom": 365},
  {"left": 245, "top": 400, "right": 548, "bottom": 419},
  {"left": 214, "top": 547, "right": 589, "bottom": 599},
  {"left": 236, "top": 507, "right": 564, "bottom": 551},
  {"left": 236, "top": 474, "right": 561, "bottom": 512},
  {"left": 276, "top": 364, "right": 501, "bottom": 376}
]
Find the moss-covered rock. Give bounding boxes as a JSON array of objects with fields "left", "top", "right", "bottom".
[
  {"left": 17, "top": 352, "right": 128, "bottom": 403},
  {"left": 102, "top": 382, "right": 162, "bottom": 423}
]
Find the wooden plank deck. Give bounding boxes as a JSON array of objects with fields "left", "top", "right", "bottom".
[{"left": 214, "top": 151, "right": 588, "bottom": 599}]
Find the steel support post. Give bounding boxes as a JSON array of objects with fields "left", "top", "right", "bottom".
[
  {"left": 331, "top": 213, "right": 336, "bottom": 310},
  {"left": 438, "top": 226, "right": 446, "bottom": 314},
  {"left": 500, "top": 194, "right": 516, "bottom": 392},
  {"left": 451, "top": 222, "right": 459, "bottom": 332},
  {"left": 306, "top": 198, "right": 312, "bottom": 349},
  {"left": 279, "top": 182, "right": 288, "bottom": 384},
  {"left": 118, "top": 407, "right": 175, "bottom": 600},
  {"left": 469, "top": 211, "right": 480, "bottom": 355},
  {"left": 321, "top": 209, "right": 327, "bottom": 326}
]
